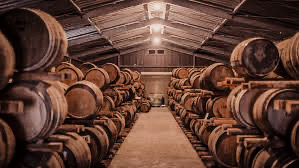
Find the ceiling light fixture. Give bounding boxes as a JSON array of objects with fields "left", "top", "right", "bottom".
[
  {"left": 151, "top": 24, "right": 162, "bottom": 33},
  {"left": 153, "top": 37, "right": 161, "bottom": 45},
  {"left": 153, "top": 3, "right": 162, "bottom": 11}
]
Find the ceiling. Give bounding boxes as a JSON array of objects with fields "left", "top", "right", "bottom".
[{"left": 1, "top": 0, "right": 299, "bottom": 64}]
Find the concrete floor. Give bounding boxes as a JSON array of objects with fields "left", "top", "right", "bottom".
[{"left": 109, "top": 107, "right": 205, "bottom": 168}]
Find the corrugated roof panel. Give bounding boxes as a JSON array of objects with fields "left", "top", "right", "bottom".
[{"left": 66, "top": 26, "right": 98, "bottom": 39}]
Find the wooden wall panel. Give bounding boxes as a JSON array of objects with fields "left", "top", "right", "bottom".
[{"left": 120, "top": 48, "right": 193, "bottom": 72}]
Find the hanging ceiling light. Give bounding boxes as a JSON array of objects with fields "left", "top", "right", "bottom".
[
  {"left": 151, "top": 24, "right": 162, "bottom": 33},
  {"left": 153, "top": 37, "right": 161, "bottom": 45},
  {"left": 152, "top": 3, "right": 162, "bottom": 11}
]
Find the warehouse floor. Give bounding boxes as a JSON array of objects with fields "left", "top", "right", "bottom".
[{"left": 109, "top": 107, "right": 205, "bottom": 168}]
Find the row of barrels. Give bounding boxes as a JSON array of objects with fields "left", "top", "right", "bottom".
[
  {"left": 230, "top": 34, "right": 299, "bottom": 79},
  {"left": 0, "top": 7, "right": 149, "bottom": 167},
  {"left": 168, "top": 34, "right": 299, "bottom": 168},
  {"left": 0, "top": 8, "right": 68, "bottom": 168},
  {"left": 174, "top": 104, "right": 299, "bottom": 168},
  {"left": 11, "top": 119, "right": 121, "bottom": 168}
]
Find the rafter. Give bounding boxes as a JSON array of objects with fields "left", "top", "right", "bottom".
[
  {"left": 84, "top": 0, "right": 231, "bottom": 19},
  {"left": 90, "top": 53, "right": 119, "bottom": 63},
  {"left": 70, "top": 46, "right": 114, "bottom": 59}
]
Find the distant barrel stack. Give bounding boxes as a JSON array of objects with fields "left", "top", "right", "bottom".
[
  {"left": 168, "top": 34, "right": 299, "bottom": 168},
  {"left": 0, "top": 8, "right": 151, "bottom": 168}
]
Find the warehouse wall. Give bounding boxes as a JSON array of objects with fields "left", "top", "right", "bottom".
[
  {"left": 142, "top": 72, "right": 171, "bottom": 106},
  {"left": 120, "top": 48, "right": 193, "bottom": 72}
]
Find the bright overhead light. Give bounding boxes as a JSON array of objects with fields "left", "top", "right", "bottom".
[
  {"left": 153, "top": 3, "right": 162, "bottom": 11},
  {"left": 153, "top": 37, "right": 161, "bottom": 45},
  {"left": 151, "top": 24, "right": 162, "bottom": 33}
]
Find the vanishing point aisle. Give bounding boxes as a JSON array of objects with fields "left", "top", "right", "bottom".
[{"left": 110, "top": 107, "right": 205, "bottom": 168}]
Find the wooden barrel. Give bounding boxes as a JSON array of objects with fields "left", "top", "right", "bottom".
[
  {"left": 132, "top": 71, "right": 141, "bottom": 81},
  {"left": 184, "top": 113, "right": 198, "bottom": 129},
  {"left": 84, "top": 68, "right": 110, "bottom": 89},
  {"left": 197, "top": 123, "right": 215, "bottom": 146},
  {"left": 180, "top": 93, "right": 196, "bottom": 111},
  {"left": 198, "top": 63, "right": 234, "bottom": 91},
  {"left": 66, "top": 80, "right": 104, "bottom": 119},
  {"left": 236, "top": 144, "right": 263, "bottom": 168},
  {"left": 56, "top": 62, "right": 74, "bottom": 72},
  {"left": 140, "top": 100, "right": 151, "bottom": 112},
  {"left": 0, "top": 8, "right": 67, "bottom": 71},
  {"left": 188, "top": 68, "right": 206, "bottom": 79},
  {"left": 173, "top": 68, "right": 189, "bottom": 79},
  {"left": 101, "top": 96, "right": 116, "bottom": 112},
  {"left": 127, "top": 85, "right": 137, "bottom": 101},
  {"left": 0, "top": 81, "right": 68, "bottom": 142},
  {"left": 93, "top": 125, "right": 109, "bottom": 156},
  {"left": 189, "top": 119, "right": 197, "bottom": 133},
  {"left": 112, "top": 111, "right": 126, "bottom": 135},
  {"left": 192, "top": 96, "right": 209, "bottom": 115},
  {"left": 193, "top": 119, "right": 203, "bottom": 136},
  {"left": 275, "top": 33, "right": 299, "bottom": 79},
  {"left": 79, "top": 127, "right": 108, "bottom": 165},
  {"left": 190, "top": 74, "right": 201, "bottom": 89},
  {"left": 206, "top": 96, "right": 231, "bottom": 118},
  {"left": 208, "top": 126, "right": 239, "bottom": 167},
  {"left": 117, "top": 105, "right": 135, "bottom": 127},
  {"left": 79, "top": 62, "right": 97, "bottom": 76},
  {"left": 178, "top": 78, "right": 191, "bottom": 90},
  {"left": 232, "top": 89, "right": 265, "bottom": 128},
  {"left": 116, "top": 71, "right": 126, "bottom": 85},
  {"left": 180, "top": 109, "right": 188, "bottom": 121},
  {"left": 97, "top": 117, "right": 118, "bottom": 149},
  {"left": 253, "top": 89, "right": 299, "bottom": 137},
  {"left": 231, "top": 38, "right": 279, "bottom": 78},
  {"left": 56, "top": 62, "right": 84, "bottom": 86},
  {"left": 227, "top": 85, "right": 242, "bottom": 118},
  {"left": 104, "top": 88, "right": 123, "bottom": 107},
  {"left": 0, "top": 32, "right": 15, "bottom": 90},
  {"left": 101, "top": 63, "right": 120, "bottom": 84},
  {"left": 251, "top": 147, "right": 299, "bottom": 168},
  {"left": 54, "top": 132, "right": 91, "bottom": 168},
  {"left": 0, "top": 119, "right": 15, "bottom": 168},
  {"left": 291, "top": 120, "right": 299, "bottom": 157},
  {"left": 274, "top": 39, "right": 293, "bottom": 79},
  {"left": 123, "top": 71, "right": 132, "bottom": 85}
]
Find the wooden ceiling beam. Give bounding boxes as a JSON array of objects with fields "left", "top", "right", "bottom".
[
  {"left": 159, "top": 42, "right": 228, "bottom": 63},
  {"left": 120, "top": 46, "right": 146, "bottom": 55},
  {"left": 68, "top": 33, "right": 108, "bottom": 46},
  {"left": 84, "top": 0, "right": 231, "bottom": 19},
  {"left": 90, "top": 53, "right": 119, "bottom": 63},
  {"left": 70, "top": 46, "right": 114, "bottom": 59},
  {"left": 114, "top": 39, "right": 151, "bottom": 49}
]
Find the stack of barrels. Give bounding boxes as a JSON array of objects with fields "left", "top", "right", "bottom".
[
  {"left": 0, "top": 8, "right": 150, "bottom": 168},
  {"left": 168, "top": 34, "right": 299, "bottom": 168},
  {"left": 0, "top": 7, "right": 68, "bottom": 168}
]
